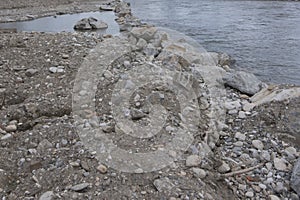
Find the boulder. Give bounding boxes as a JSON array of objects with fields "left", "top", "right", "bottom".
[
  {"left": 291, "top": 158, "right": 300, "bottom": 196},
  {"left": 223, "top": 71, "right": 265, "bottom": 95},
  {"left": 131, "top": 27, "right": 158, "bottom": 42},
  {"left": 74, "top": 17, "right": 108, "bottom": 30}
]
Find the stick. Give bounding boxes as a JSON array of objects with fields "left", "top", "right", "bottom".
[
  {"left": 0, "top": 94, "right": 5, "bottom": 109},
  {"left": 221, "top": 163, "right": 265, "bottom": 178}
]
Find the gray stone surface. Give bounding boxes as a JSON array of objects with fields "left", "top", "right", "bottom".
[
  {"left": 39, "top": 191, "right": 54, "bottom": 200},
  {"left": 223, "top": 71, "right": 264, "bottom": 95},
  {"left": 291, "top": 158, "right": 300, "bottom": 196},
  {"left": 74, "top": 17, "right": 108, "bottom": 30}
]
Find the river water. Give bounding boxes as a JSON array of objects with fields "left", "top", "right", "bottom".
[{"left": 128, "top": 0, "right": 300, "bottom": 85}]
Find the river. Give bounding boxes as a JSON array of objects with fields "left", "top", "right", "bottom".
[{"left": 128, "top": 0, "right": 300, "bottom": 85}]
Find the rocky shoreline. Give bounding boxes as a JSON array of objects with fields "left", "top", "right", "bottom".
[{"left": 0, "top": 0, "right": 299, "bottom": 199}]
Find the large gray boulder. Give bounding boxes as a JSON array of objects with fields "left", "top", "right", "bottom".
[
  {"left": 74, "top": 17, "right": 108, "bottom": 30},
  {"left": 291, "top": 158, "right": 300, "bottom": 196},
  {"left": 223, "top": 70, "right": 265, "bottom": 95}
]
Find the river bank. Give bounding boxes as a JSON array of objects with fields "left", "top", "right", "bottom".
[{"left": 0, "top": 0, "right": 299, "bottom": 200}]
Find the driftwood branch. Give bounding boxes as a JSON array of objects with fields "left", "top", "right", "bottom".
[{"left": 221, "top": 163, "right": 265, "bottom": 178}]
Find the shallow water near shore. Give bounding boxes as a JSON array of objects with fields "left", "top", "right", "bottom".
[
  {"left": 129, "top": 0, "right": 300, "bottom": 85},
  {"left": 0, "top": 11, "right": 119, "bottom": 35}
]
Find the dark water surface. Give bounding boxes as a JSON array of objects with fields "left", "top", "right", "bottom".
[
  {"left": 129, "top": 0, "right": 300, "bottom": 85},
  {"left": 0, "top": 11, "right": 119, "bottom": 35}
]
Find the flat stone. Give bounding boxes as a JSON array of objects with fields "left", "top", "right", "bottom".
[
  {"left": 252, "top": 140, "right": 264, "bottom": 150},
  {"left": 260, "top": 150, "right": 271, "bottom": 161},
  {"left": 89, "top": 20, "right": 108, "bottom": 29},
  {"left": 285, "top": 147, "right": 297, "bottom": 157},
  {"left": 274, "top": 157, "right": 288, "bottom": 171},
  {"left": 153, "top": 177, "right": 174, "bottom": 192},
  {"left": 5, "top": 124, "right": 17, "bottom": 132},
  {"left": 192, "top": 168, "right": 206, "bottom": 178},
  {"left": 234, "top": 141, "right": 243, "bottom": 147},
  {"left": 269, "top": 195, "right": 281, "bottom": 200},
  {"left": 49, "top": 67, "right": 57, "bottom": 73},
  {"left": 81, "top": 161, "right": 90, "bottom": 171},
  {"left": 225, "top": 100, "right": 241, "bottom": 110},
  {"left": 25, "top": 68, "right": 38, "bottom": 77},
  {"left": 186, "top": 155, "right": 201, "bottom": 167},
  {"left": 238, "top": 111, "right": 246, "bottom": 119},
  {"left": 235, "top": 132, "right": 246, "bottom": 141},
  {"left": 218, "top": 162, "right": 231, "bottom": 173},
  {"left": 70, "top": 183, "right": 90, "bottom": 192},
  {"left": 223, "top": 71, "right": 264, "bottom": 95},
  {"left": 39, "top": 191, "right": 54, "bottom": 200}
]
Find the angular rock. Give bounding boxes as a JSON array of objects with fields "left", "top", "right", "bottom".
[
  {"left": 131, "top": 27, "right": 158, "bottom": 42},
  {"left": 235, "top": 132, "right": 246, "bottom": 141},
  {"left": 291, "top": 158, "right": 300, "bottom": 196},
  {"left": 274, "top": 157, "right": 288, "bottom": 171},
  {"left": 74, "top": 17, "right": 108, "bottom": 30},
  {"left": 186, "top": 155, "right": 201, "bottom": 167},
  {"left": 70, "top": 183, "right": 90, "bottom": 192},
  {"left": 223, "top": 71, "right": 264, "bottom": 95},
  {"left": 130, "top": 108, "right": 145, "bottom": 120},
  {"left": 218, "top": 162, "right": 231, "bottom": 173},
  {"left": 25, "top": 68, "right": 38, "bottom": 77},
  {"left": 153, "top": 177, "right": 174, "bottom": 192}
]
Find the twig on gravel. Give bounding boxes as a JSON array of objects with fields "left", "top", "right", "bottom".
[
  {"left": 0, "top": 94, "right": 5, "bottom": 109},
  {"left": 221, "top": 163, "right": 265, "bottom": 178}
]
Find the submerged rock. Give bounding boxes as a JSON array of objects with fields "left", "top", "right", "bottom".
[{"left": 74, "top": 17, "right": 108, "bottom": 30}]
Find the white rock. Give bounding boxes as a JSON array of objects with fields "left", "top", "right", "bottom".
[
  {"left": 245, "top": 191, "right": 254, "bottom": 198},
  {"left": 49, "top": 67, "right": 58, "bottom": 73},
  {"left": 269, "top": 195, "right": 281, "bottom": 200},
  {"left": 238, "top": 111, "right": 246, "bottom": 119},
  {"left": 186, "top": 155, "right": 201, "bottom": 167},
  {"left": 252, "top": 140, "right": 264, "bottom": 150},
  {"left": 5, "top": 124, "right": 17, "bottom": 132}
]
